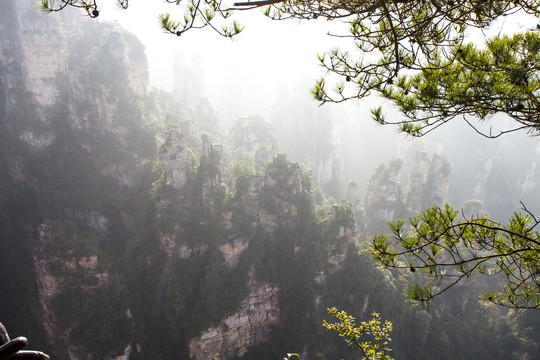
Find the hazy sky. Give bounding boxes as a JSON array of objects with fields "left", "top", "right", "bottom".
[
  {"left": 97, "top": 3, "right": 536, "bottom": 103},
  {"left": 99, "top": 2, "right": 346, "bottom": 108},
  {"left": 94, "top": 2, "right": 540, "bottom": 217},
  {"left": 96, "top": 2, "right": 536, "bottom": 125},
  {"left": 97, "top": 2, "right": 405, "bottom": 154}
]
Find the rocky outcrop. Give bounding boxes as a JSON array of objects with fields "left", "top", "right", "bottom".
[
  {"left": 309, "top": 155, "right": 333, "bottom": 188},
  {"left": 65, "top": 209, "right": 109, "bottom": 235},
  {"left": 264, "top": 159, "right": 304, "bottom": 195},
  {"left": 1, "top": 0, "right": 146, "bottom": 113},
  {"left": 18, "top": 130, "right": 56, "bottom": 152},
  {"left": 157, "top": 134, "right": 226, "bottom": 258},
  {"left": 0, "top": 0, "right": 151, "bottom": 187},
  {"left": 406, "top": 151, "right": 451, "bottom": 213},
  {"left": 200, "top": 134, "right": 225, "bottom": 212},
  {"left": 408, "top": 151, "right": 431, "bottom": 206},
  {"left": 189, "top": 272, "right": 280, "bottom": 360},
  {"left": 0, "top": 0, "right": 24, "bottom": 113},
  {"left": 159, "top": 130, "right": 190, "bottom": 189},
  {"left": 12, "top": 1, "right": 67, "bottom": 108},
  {"left": 228, "top": 116, "right": 276, "bottom": 154},
  {"left": 259, "top": 156, "right": 308, "bottom": 231},
  {"left": 304, "top": 153, "right": 343, "bottom": 195},
  {"left": 0, "top": 3, "right": 369, "bottom": 360},
  {"left": 219, "top": 239, "right": 249, "bottom": 267},
  {"left": 424, "top": 153, "right": 451, "bottom": 206},
  {"left": 31, "top": 223, "right": 110, "bottom": 359},
  {"left": 364, "top": 152, "right": 451, "bottom": 234},
  {"left": 160, "top": 232, "right": 209, "bottom": 259},
  {"left": 364, "top": 158, "right": 403, "bottom": 233},
  {"left": 201, "top": 133, "right": 223, "bottom": 178},
  {"left": 460, "top": 199, "right": 485, "bottom": 219},
  {"left": 104, "top": 29, "right": 148, "bottom": 97},
  {"left": 346, "top": 181, "right": 365, "bottom": 237}
]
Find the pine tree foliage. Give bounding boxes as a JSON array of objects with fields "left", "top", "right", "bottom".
[
  {"left": 371, "top": 203, "right": 540, "bottom": 309},
  {"left": 371, "top": 31, "right": 540, "bottom": 137}
]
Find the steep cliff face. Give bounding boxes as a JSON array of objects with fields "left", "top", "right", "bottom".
[
  {"left": 0, "top": 2, "right": 151, "bottom": 358},
  {"left": 364, "top": 158, "right": 403, "bottom": 234},
  {"left": 5, "top": 49, "right": 342, "bottom": 356},
  {"left": 406, "top": 152, "right": 451, "bottom": 213},
  {"left": 32, "top": 222, "right": 115, "bottom": 359},
  {"left": 155, "top": 132, "right": 225, "bottom": 257},
  {"left": 423, "top": 153, "right": 451, "bottom": 206},
  {"left": 27, "top": 217, "right": 135, "bottom": 360},
  {"left": 0, "top": 0, "right": 65, "bottom": 111},
  {"left": 308, "top": 154, "right": 342, "bottom": 193},
  {"left": 407, "top": 151, "right": 431, "bottom": 207},
  {"left": 364, "top": 152, "right": 451, "bottom": 234},
  {"left": 345, "top": 181, "right": 366, "bottom": 237},
  {"left": 159, "top": 130, "right": 190, "bottom": 189},
  {"left": 1, "top": 0, "right": 152, "bottom": 188},
  {"left": 200, "top": 133, "right": 225, "bottom": 211},
  {"left": 0, "top": 0, "right": 23, "bottom": 117},
  {"left": 16, "top": 1, "right": 68, "bottom": 108},
  {"left": 228, "top": 116, "right": 276, "bottom": 155},
  {"left": 1, "top": 0, "right": 147, "bottom": 121},
  {"left": 189, "top": 272, "right": 280, "bottom": 360},
  {"left": 32, "top": 225, "right": 70, "bottom": 360}
]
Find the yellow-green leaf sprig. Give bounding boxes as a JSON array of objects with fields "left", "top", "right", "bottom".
[{"left": 323, "top": 307, "right": 394, "bottom": 360}]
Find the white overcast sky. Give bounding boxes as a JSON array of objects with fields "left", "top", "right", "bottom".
[
  {"left": 98, "top": 2, "right": 350, "bottom": 116},
  {"left": 93, "top": 2, "right": 540, "bottom": 215},
  {"left": 96, "top": 2, "right": 537, "bottom": 124}
]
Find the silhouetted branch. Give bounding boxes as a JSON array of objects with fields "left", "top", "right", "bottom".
[{"left": 233, "top": 0, "right": 285, "bottom": 7}]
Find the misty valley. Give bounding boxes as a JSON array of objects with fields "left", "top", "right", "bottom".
[{"left": 0, "top": 1, "right": 539, "bottom": 360}]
